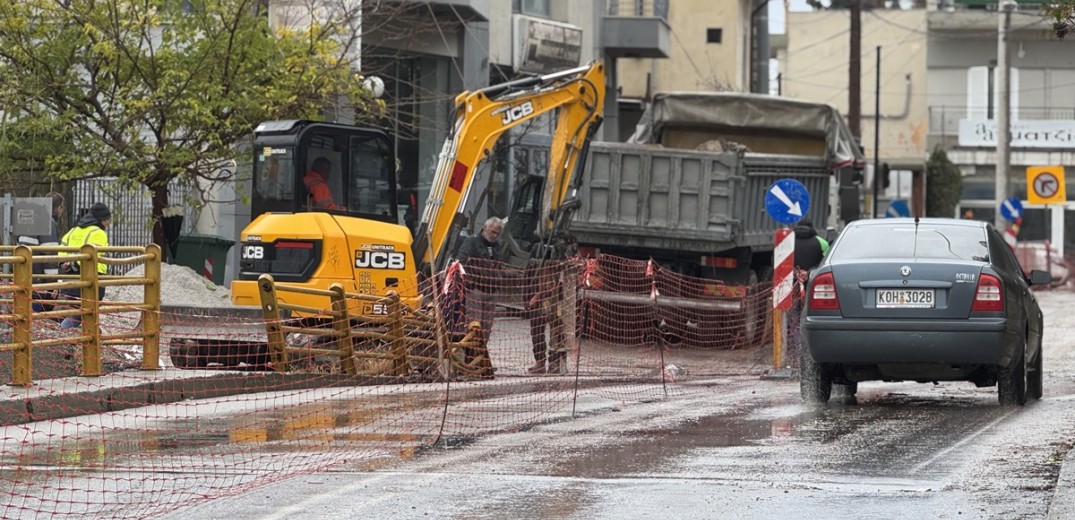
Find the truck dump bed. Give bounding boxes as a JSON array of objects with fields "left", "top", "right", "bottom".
[{"left": 571, "top": 92, "right": 863, "bottom": 256}]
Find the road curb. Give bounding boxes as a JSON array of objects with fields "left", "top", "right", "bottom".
[{"left": 1047, "top": 442, "right": 1075, "bottom": 520}]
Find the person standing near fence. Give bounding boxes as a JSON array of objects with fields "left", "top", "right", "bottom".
[
  {"left": 454, "top": 217, "right": 504, "bottom": 339},
  {"left": 58, "top": 203, "right": 112, "bottom": 329},
  {"left": 16, "top": 193, "right": 65, "bottom": 313},
  {"left": 525, "top": 249, "right": 567, "bottom": 375},
  {"left": 789, "top": 218, "right": 829, "bottom": 360}
]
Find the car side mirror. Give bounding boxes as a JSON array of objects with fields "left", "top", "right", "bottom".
[{"left": 1028, "top": 269, "right": 1051, "bottom": 286}]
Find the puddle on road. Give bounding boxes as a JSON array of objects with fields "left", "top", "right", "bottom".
[
  {"left": 546, "top": 411, "right": 802, "bottom": 478},
  {"left": 0, "top": 399, "right": 431, "bottom": 479}
]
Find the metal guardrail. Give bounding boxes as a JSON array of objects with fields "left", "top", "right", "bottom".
[
  {"left": 255, "top": 274, "right": 491, "bottom": 379},
  {"left": 0, "top": 244, "right": 162, "bottom": 386}
]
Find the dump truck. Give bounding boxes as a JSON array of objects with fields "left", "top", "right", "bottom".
[
  {"left": 573, "top": 92, "right": 864, "bottom": 284},
  {"left": 570, "top": 92, "right": 865, "bottom": 344}
]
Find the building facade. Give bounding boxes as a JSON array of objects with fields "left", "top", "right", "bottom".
[
  {"left": 781, "top": 1, "right": 1075, "bottom": 251},
  {"left": 781, "top": 8, "right": 930, "bottom": 217},
  {"left": 926, "top": 3, "right": 1075, "bottom": 248}
]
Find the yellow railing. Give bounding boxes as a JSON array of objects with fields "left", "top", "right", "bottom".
[
  {"left": 255, "top": 274, "right": 492, "bottom": 379},
  {"left": 0, "top": 244, "right": 162, "bottom": 386}
]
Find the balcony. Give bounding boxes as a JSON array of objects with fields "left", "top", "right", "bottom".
[
  {"left": 603, "top": 0, "right": 671, "bottom": 58},
  {"left": 381, "top": 0, "right": 489, "bottom": 22}
]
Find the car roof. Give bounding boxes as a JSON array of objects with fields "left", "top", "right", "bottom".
[{"left": 846, "top": 218, "right": 988, "bottom": 230}]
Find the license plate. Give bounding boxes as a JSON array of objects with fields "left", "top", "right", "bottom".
[{"left": 876, "top": 289, "right": 935, "bottom": 309}]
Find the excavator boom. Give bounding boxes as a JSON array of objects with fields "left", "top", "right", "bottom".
[{"left": 411, "top": 61, "right": 605, "bottom": 272}]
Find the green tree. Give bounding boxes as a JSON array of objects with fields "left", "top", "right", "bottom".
[
  {"left": 0, "top": 0, "right": 384, "bottom": 246},
  {"left": 925, "top": 145, "right": 962, "bottom": 218},
  {"left": 1047, "top": 0, "right": 1075, "bottom": 38}
]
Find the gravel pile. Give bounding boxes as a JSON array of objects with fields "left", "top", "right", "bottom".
[{"left": 107, "top": 262, "right": 235, "bottom": 308}]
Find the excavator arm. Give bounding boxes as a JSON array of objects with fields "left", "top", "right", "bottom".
[{"left": 411, "top": 61, "right": 606, "bottom": 273}]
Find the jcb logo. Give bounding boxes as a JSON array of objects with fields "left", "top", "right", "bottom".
[
  {"left": 500, "top": 101, "right": 535, "bottom": 125},
  {"left": 242, "top": 245, "right": 265, "bottom": 260},
  {"left": 355, "top": 251, "right": 405, "bottom": 270}
]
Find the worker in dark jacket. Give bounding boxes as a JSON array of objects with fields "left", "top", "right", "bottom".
[{"left": 793, "top": 218, "right": 829, "bottom": 271}]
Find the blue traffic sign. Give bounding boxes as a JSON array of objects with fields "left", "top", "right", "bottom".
[
  {"left": 765, "top": 179, "right": 811, "bottom": 224},
  {"left": 1000, "top": 196, "right": 1023, "bottom": 223},
  {"left": 886, "top": 199, "right": 910, "bottom": 218}
]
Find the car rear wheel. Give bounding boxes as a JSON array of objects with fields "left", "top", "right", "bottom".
[
  {"left": 799, "top": 342, "right": 832, "bottom": 404},
  {"left": 997, "top": 340, "right": 1028, "bottom": 406},
  {"left": 1027, "top": 346, "right": 1043, "bottom": 401}
]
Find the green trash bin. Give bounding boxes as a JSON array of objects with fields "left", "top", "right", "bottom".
[{"left": 173, "top": 233, "right": 235, "bottom": 285}]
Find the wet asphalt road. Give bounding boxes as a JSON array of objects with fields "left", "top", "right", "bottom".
[
  {"left": 158, "top": 288, "right": 1075, "bottom": 520},
  {"left": 11, "top": 290, "right": 1075, "bottom": 519}
]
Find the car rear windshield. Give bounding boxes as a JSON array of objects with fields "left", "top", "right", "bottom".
[{"left": 830, "top": 224, "right": 989, "bottom": 262}]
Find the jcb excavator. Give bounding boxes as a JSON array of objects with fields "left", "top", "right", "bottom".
[{"left": 166, "top": 61, "right": 605, "bottom": 368}]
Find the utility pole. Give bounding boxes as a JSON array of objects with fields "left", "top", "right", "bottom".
[
  {"left": 872, "top": 46, "right": 881, "bottom": 218},
  {"left": 995, "top": 0, "right": 1016, "bottom": 230},
  {"left": 849, "top": 0, "right": 862, "bottom": 138}
]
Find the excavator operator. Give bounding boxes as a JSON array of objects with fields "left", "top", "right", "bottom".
[{"left": 303, "top": 156, "right": 339, "bottom": 210}]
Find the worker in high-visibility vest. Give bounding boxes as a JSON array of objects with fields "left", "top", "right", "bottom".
[{"left": 59, "top": 202, "right": 111, "bottom": 329}]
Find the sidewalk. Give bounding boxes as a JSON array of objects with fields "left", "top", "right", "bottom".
[{"left": 1048, "top": 444, "right": 1075, "bottom": 520}]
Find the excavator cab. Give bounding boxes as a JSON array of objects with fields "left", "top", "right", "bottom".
[
  {"left": 234, "top": 121, "right": 414, "bottom": 307},
  {"left": 251, "top": 120, "right": 397, "bottom": 223}
]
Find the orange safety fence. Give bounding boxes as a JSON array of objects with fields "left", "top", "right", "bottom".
[{"left": 0, "top": 252, "right": 774, "bottom": 519}]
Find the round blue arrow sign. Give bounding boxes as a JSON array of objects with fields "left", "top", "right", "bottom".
[
  {"left": 765, "top": 179, "right": 811, "bottom": 224},
  {"left": 1000, "top": 196, "right": 1023, "bottom": 223},
  {"left": 886, "top": 199, "right": 910, "bottom": 218}
]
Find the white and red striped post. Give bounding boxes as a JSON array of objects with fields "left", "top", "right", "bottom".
[
  {"left": 1003, "top": 217, "right": 1022, "bottom": 252},
  {"left": 772, "top": 228, "right": 795, "bottom": 369}
]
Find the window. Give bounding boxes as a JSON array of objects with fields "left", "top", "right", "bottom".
[
  {"left": 967, "top": 66, "right": 1019, "bottom": 120},
  {"left": 831, "top": 224, "right": 989, "bottom": 262},
  {"left": 347, "top": 136, "right": 394, "bottom": 216},
  {"left": 515, "top": 0, "right": 550, "bottom": 16},
  {"left": 707, "top": 28, "right": 722, "bottom": 44},
  {"left": 255, "top": 148, "right": 295, "bottom": 201}
]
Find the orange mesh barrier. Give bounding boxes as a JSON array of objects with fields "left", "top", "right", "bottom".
[{"left": 0, "top": 254, "right": 773, "bottom": 518}]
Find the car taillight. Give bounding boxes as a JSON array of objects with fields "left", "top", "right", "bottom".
[
  {"left": 971, "top": 273, "right": 1004, "bottom": 312},
  {"left": 808, "top": 272, "right": 839, "bottom": 311}
]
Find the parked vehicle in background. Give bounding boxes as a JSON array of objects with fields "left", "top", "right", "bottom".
[
  {"left": 800, "top": 218, "right": 1051, "bottom": 406},
  {"left": 568, "top": 92, "right": 864, "bottom": 345},
  {"left": 572, "top": 92, "right": 864, "bottom": 286}
]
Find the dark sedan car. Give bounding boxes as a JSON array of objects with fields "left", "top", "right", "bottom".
[{"left": 800, "top": 218, "right": 1050, "bottom": 406}]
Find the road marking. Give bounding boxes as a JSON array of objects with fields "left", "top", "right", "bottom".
[{"left": 910, "top": 409, "right": 1016, "bottom": 474}]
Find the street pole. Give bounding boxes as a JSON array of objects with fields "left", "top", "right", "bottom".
[
  {"left": 995, "top": 0, "right": 1016, "bottom": 229},
  {"left": 872, "top": 46, "right": 881, "bottom": 218}
]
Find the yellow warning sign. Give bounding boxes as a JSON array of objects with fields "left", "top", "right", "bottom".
[{"left": 1026, "top": 166, "right": 1066, "bottom": 204}]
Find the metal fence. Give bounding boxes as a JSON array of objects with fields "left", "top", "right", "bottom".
[{"left": 70, "top": 178, "right": 198, "bottom": 250}]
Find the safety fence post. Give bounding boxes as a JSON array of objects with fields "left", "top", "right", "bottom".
[
  {"left": 329, "top": 284, "right": 356, "bottom": 375},
  {"left": 11, "top": 247, "right": 33, "bottom": 386},
  {"left": 141, "top": 244, "right": 162, "bottom": 370},
  {"left": 258, "top": 274, "right": 289, "bottom": 371},
  {"left": 386, "top": 291, "right": 407, "bottom": 376},
  {"left": 79, "top": 244, "right": 102, "bottom": 377}
]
